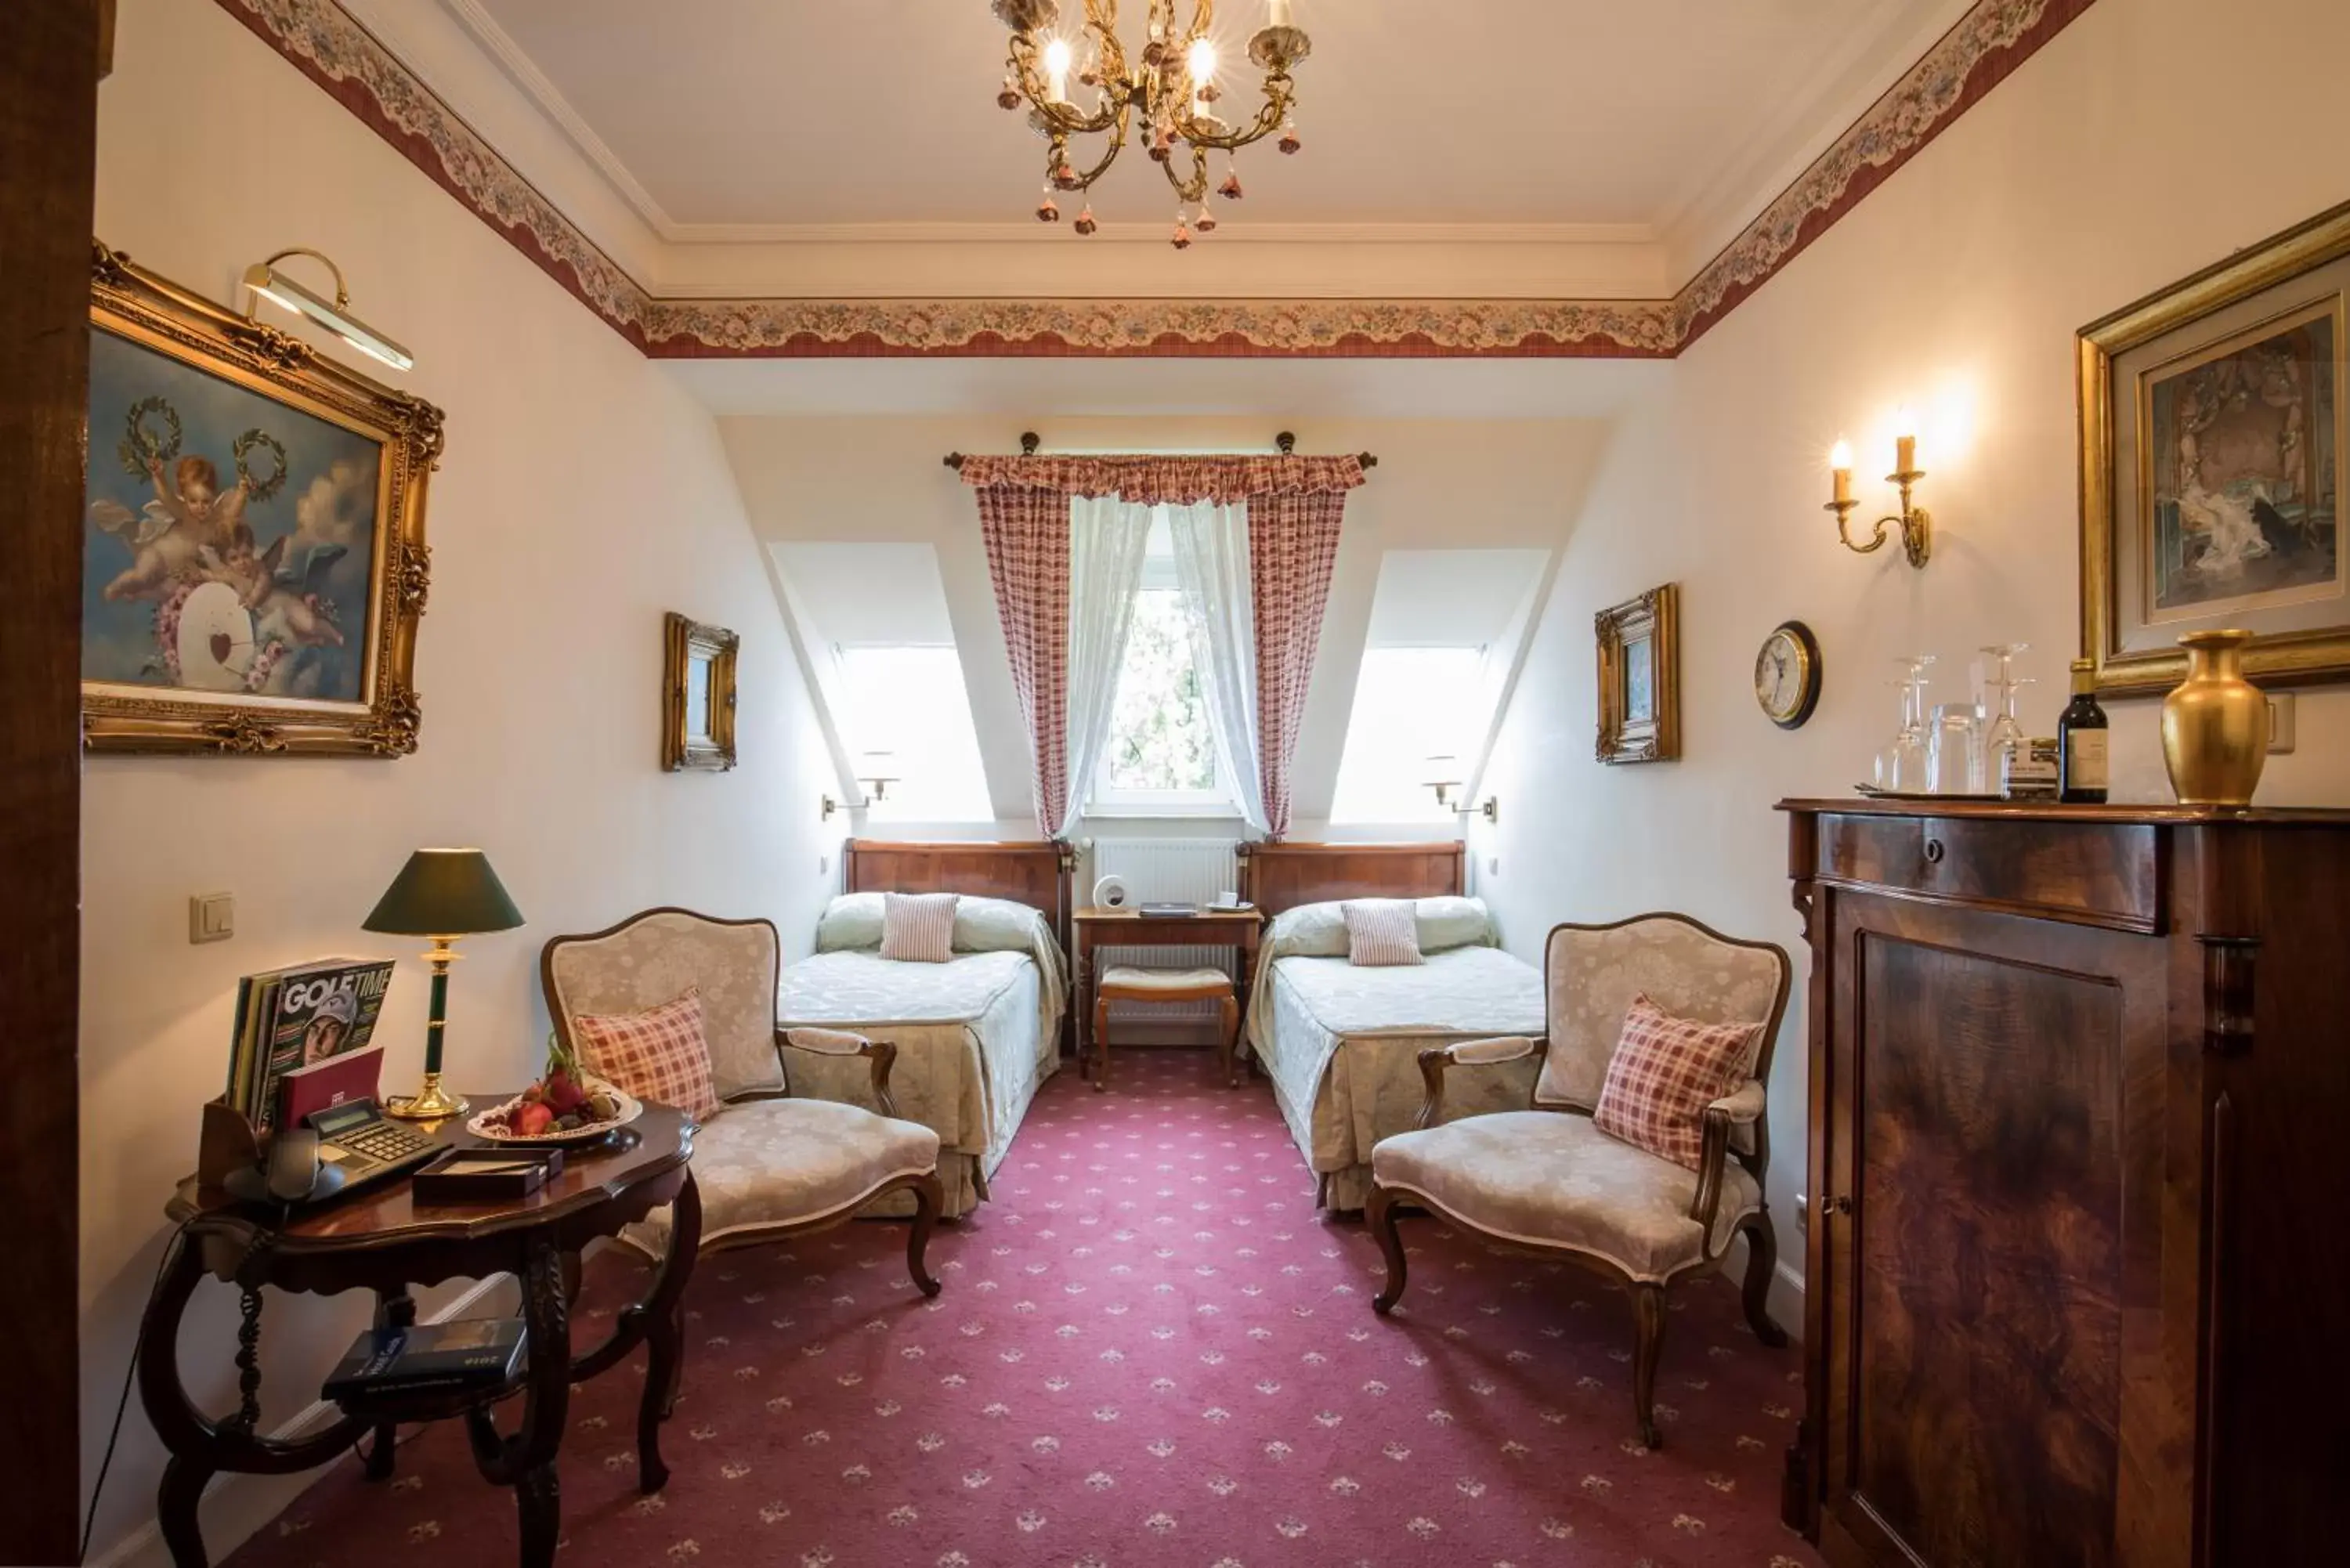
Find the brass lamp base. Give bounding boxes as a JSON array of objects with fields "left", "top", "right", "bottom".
[{"left": 385, "top": 1071, "right": 468, "bottom": 1121}]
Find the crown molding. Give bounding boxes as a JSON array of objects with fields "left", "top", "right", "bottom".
[
  {"left": 210, "top": 0, "right": 2102, "bottom": 359},
  {"left": 653, "top": 219, "right": 1661, "bottom": 247}
]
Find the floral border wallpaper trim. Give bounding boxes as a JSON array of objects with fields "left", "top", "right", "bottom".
[{"left": 212, "top": 0, "right": 2095, "bottom": 359}]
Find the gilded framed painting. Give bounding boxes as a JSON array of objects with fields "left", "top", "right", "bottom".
[
  {"left": 81, "top": 243, "right": 441, "bottom": 753},
  {"left": 1596, "top": 583, "right": 1679, "bottom": 764},
  {"left": 663, "top": 612, "right": 739, "bottom": 771},
  {"left": 2080, "top": 201, "right": 2349, "bottom": 695}
]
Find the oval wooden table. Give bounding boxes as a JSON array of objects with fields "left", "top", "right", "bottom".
[{"left": 144, "top": 1104, "right": 702, "bottom": 1568}]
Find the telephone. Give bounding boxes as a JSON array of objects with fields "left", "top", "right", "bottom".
[{"left": 222, "top": 1128, "right": 347, "bottom": 1205}]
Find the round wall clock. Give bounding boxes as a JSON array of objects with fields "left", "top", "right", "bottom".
[{"left": 1755, "top": 620, "right": 1822, "bottom": 729}]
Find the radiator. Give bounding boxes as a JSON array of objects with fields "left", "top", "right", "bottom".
[{"left": 1086, "top": 838, "right": 1242, "bottom": 1024}]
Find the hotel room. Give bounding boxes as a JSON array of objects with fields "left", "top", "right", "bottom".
[{"left": 7, "top": 2, "right": 2347, "bottom": 1566}]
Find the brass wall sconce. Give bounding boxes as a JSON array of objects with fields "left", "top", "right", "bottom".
[
  {"left": 1824, "top": 413, "right": 1932, "bottom": 569},
  {"left": 822, "top": 753, "right": 903, "bottom": 821},
  {"left": 241, "top": 247, "right": 414, "bottom": 371}
]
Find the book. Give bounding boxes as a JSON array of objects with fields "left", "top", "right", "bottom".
[
  {"left": 322, "top": 1317, "right": 527, "bottom": 1403},
  {"left": 226, "top": 958, "right": 396, "bottom": 1134}
]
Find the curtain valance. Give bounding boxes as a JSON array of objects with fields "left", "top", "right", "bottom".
[{"left": 955, "top": 453, "right": 1366, "bottom": 505}]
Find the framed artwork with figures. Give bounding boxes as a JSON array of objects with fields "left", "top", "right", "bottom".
[
  {"left": 663, "top": 612, "right": 738, "bottom": 771},
  {"left": 2081, "top": 201, "right": 2348, "bottom": 695},
  {"left": 81, "top": 244, "right": 440, "bottom": 754},
  {"left": 1596, "top": 583, "right": 1679, "bottom": 764}
]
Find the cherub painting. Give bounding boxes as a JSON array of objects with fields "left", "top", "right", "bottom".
[{"left": 83, "top": 327, "right": 381, "bottom": 703}]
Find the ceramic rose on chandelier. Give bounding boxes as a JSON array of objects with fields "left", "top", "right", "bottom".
[{"left": 991, "top": 0, "right": 1313, "bottom": 247}]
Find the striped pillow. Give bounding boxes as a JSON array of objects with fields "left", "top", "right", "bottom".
[
  {"left": 1341, "top": 898, "right": 1423, "bottom": 966},
  {"left": 1592, "top": 994, "right": 1762, "bottom": 1171},
  {"left": 571, "top": 988, "right": 721, "bottom": 1122},
  {"left": 880, "top": 891, "right": 958, "bottom": 963}
]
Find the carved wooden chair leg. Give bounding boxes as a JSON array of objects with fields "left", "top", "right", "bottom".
[
  {"left": 514, "top": 1461, "right": 561, "bottom": 1568},
  {"left": 1367, "top": 1185, "right": 1409, "bottom": 1313},
  {"left": 907, "top": 1173, "right": 945, "bottom": 1297},
  {"left": 1632, "top": 1282, "right": 1668, "bottom": 1449},
  {"left": 1739, "top": 1212, "right": 1788, "bottom": 1347},
  {"left": 1219, "top": 995, "right": 1240, "bottom": 1087},
  {"left": 1092, "top": 995, "right": 1112, "bottom": 1093}
]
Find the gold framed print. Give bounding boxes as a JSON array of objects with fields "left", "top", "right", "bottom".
[
  {"left": 1596, "top": 583, "right": 1679, "bottom": 764},
  {"left": 663, "top": 612, "right": 738, "bottom": 771},
  {"left": 2080, "top": 201, "right": 2348, "bottom": 695},
  {"left": 81, "top": 243, "right": 441, "bottom": 754}
]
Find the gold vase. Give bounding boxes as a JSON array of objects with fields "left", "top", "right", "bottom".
[{"left": 2160, "top": 630, "right": 2267, "bottom": 806}]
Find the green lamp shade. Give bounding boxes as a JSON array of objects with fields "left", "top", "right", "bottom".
[{"left": 362, "top": 848, "right": 524, "bottom": 936}]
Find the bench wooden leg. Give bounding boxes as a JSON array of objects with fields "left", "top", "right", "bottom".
[{"left": 1219, "top": 995, "right": 1240, "bottom": 1087}]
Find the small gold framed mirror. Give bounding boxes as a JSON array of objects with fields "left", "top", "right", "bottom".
[{"left": 663, "top": 612, "right": 737, "bottom": 771}]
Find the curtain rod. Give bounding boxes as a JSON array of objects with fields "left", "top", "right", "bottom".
[{"left": 942, "top": 431, "right": 1377, "bottom": 471}]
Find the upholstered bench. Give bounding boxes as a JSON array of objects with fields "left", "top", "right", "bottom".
[{"left": 1090, "top": 964, "right": 1241, "bottom": 1091}]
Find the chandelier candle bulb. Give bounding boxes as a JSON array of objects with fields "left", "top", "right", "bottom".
[{"left": 1271, "top": 0, "right": 1294, "bottom": 27}]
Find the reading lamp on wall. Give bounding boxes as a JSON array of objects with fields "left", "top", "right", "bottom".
[
  {"left": 822, "top": 753, "right": 904, "bottom": 820},
  {"left": 242, "top": 247, "right": 415, "bottom": 372},
  {"left": 1423, "top": 756, "right": 1499, "bottom": 824}
]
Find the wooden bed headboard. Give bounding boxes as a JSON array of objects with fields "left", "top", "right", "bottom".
[
  {"left": 842, "top": 840, "right": 1075, "bottom": 948},
  {"left": 1235, "top": 840, "right": 1466, "bottom": 917}
]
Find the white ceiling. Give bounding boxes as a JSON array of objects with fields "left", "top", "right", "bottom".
[{"left": 454, "top": 0, "right": 1960, "bottom": 244}]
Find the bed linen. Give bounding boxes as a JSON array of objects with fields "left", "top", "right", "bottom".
[
  {"left": 779, "top": 935, "right": 1065, "bottom": 1217},
  {"left": 1248, "top": 941, "right": 1545, "bottom": 1212}
]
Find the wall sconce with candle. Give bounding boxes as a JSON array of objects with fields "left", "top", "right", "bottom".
[{"left": 1824, "top": 411, "right": 1932, "bottom": 569}]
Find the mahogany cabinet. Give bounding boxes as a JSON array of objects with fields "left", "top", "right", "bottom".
[{"left": 1778, "top": 800, "right": 2348, "bottom": 1568}]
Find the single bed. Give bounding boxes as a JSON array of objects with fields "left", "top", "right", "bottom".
[
  {"left": 778, "top": 840, "right": 1072, "bottom": 1218},
  {"left": 1238, "top": 841, "right": 1546, "bottom": 1212}
]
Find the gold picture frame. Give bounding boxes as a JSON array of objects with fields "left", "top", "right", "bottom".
[
  {"left": 663, "top": 612, "right": 738, "bottom": 771},
  {"left": 1596, "top": 583, "right": 1679, "bottom": 764},
  {"left": 2079, "top": 200, "right": 2349, "bottom": 695},
  {"left": 81, "top": 242, "right": 441, "bottom": 755}
]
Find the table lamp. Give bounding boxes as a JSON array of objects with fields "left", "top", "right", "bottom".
[{"left": 363, "top": 847, "right": 524, "bottom": 1120}]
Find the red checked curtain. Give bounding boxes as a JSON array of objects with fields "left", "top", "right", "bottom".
[{"left": 960, "top": 454, "right": 1363, "bottom": 840}]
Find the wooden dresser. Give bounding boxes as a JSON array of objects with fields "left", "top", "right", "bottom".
[{"left": 1777, "top": 800, "right": 2349, "bottom": 1568}]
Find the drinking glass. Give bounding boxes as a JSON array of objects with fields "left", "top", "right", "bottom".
[{"left": 1928, "top": 702, "right": 1983, "bottom": 793}]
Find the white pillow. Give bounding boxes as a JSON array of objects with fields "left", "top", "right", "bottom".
[
  {"left": 880, "top": 892, "right": 957, "bottom": 963},
  {"left": 1265, "top": 895, "right": 1495, "bottom": 958},
  {"left": 816, "top": 891, "right": 1047, "bottom": 956},
  {"left": 814, "top": 891, "right": 886, "bottom": 952},
  {"left": 1413, "top": 895, "right": 1495, "bottom": 953},
  {"left": 1341, "top": 899, "right": 1425, "bottom": 966}
]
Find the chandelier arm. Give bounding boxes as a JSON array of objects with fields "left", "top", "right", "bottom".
[
  {"left": 1064, "top": 110, "right": 1133, "bottom": 193},
  {"left": 1159, "top": 141, "right": 1210, "bottom": 205},
  {"left": 1175, "top": 73, "right": 1291, "bottom": 153}
]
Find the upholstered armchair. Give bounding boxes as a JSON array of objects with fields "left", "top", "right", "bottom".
[
  {"left": 1364, "top": 913, "right": 1792, "bottom": 1448},
  {"left": 542, "top": 909, "right": 945, "bottom": 1296}
]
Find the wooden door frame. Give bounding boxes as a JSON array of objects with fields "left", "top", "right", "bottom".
[{"left": 1, "top": 1, "right": 98, "bottom": 1562}]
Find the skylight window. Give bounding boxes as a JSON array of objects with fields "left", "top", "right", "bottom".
[
  {"left": 832, "top": 645, "right": 992, "bottom": 822},
  {"left": 1329, "top": 645, "right": 1488, "bottom": 823}
]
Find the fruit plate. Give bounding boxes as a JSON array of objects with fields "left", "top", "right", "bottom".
[{"left": 466, "top": 1081, "right": 645, "bottom": 1146}]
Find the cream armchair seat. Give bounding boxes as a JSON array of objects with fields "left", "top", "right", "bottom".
[
  {"left": 543, "top": 909, "right": 945, "bottom": 1296},
  {"left": 1365, "top": 913, "right": 1791, "bottom": 1449}
]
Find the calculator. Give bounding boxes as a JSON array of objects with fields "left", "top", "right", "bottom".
[{"left": 308, "top": 1098, "right": 444, "bottom": 1189}]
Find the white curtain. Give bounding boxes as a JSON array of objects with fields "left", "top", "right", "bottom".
[
  {"left": 1165, "top": 498, "right": 1268, "bottom": 832},
  {"left": 1061, "top": 493, "right": 1153, "bottom": 833}
]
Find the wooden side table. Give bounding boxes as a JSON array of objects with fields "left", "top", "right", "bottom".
[
  {"left": 1072, "top": 906, "right": 1264, "bottom": 1087},
  {"left": 144, "top": 1104, "right": 700, "bottom": 1568}
]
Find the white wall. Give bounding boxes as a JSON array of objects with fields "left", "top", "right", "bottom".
[
  {"left": 717, "top": 414, "right": 1625, "bottom": 846},
  {"left": 1480, "top": 0, "right": 2350, "bottom": 1308},
  {"left": 79, "top": 3, "right": 837, "bottom": 1561}
]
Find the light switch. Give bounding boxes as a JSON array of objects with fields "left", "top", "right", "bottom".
[
  {"left": 2265, "top": 692, "right": 2296, "bottom": 754},
  {"left": 190, "top": 891, "right": 234, "bottom": 944},
  {"left": 819, "top": 854, "right": 830, "bottom": 876},
  {"left": 1487, "top": 856, "right": 1500, "bottom": 876}
]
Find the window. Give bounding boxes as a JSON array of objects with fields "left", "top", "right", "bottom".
[
  {"left": 831, "top": 645, "right": 992, "bottom": 822},
  {"left": 1329, "top": 645, "right": 1488, "bottom": 822},
  {"left": 1090, "top": 518, "right": 1231, "bottom": 814}
]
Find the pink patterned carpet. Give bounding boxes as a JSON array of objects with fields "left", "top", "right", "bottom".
[{"left": 230, "top": 1050, "right": 1820, "bottom": 1567}]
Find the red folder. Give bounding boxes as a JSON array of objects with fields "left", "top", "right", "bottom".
[{"left": 278, "top": 1046, "right": 385, "bottom": 1129}]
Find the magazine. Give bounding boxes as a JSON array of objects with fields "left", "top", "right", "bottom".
[{"left": 230, "top": 958, "right": 396, "bottom": 1133}]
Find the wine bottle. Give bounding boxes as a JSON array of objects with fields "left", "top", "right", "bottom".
[{"left": 2058, "top": 657, "right": 2109, "bottom": 804}]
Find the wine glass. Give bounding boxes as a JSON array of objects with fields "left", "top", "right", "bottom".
[
  {"left": 1874, "top": 656, "right": 1935, "bottom": 790},
  {"left": 1979, "top": 643, "right": 2034, "bottom": 786}
]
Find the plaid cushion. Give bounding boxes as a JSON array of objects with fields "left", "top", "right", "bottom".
[
  {"left": 1341, "top": 898, "right": 1423, "bottom": 966},
  {"left": 880, "top": 892, "right": 958, "bottom": 963},
  {"left": 572, "top": 988, "right": 721, "bottom": 1121},
  {"left": 1592, "top": 994, "right": 1762, "bottom": 1171}
]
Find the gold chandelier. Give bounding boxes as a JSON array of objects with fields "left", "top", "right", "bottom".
[{"left": 990, "top": 0, "right": 1313, "bottom": 247}]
